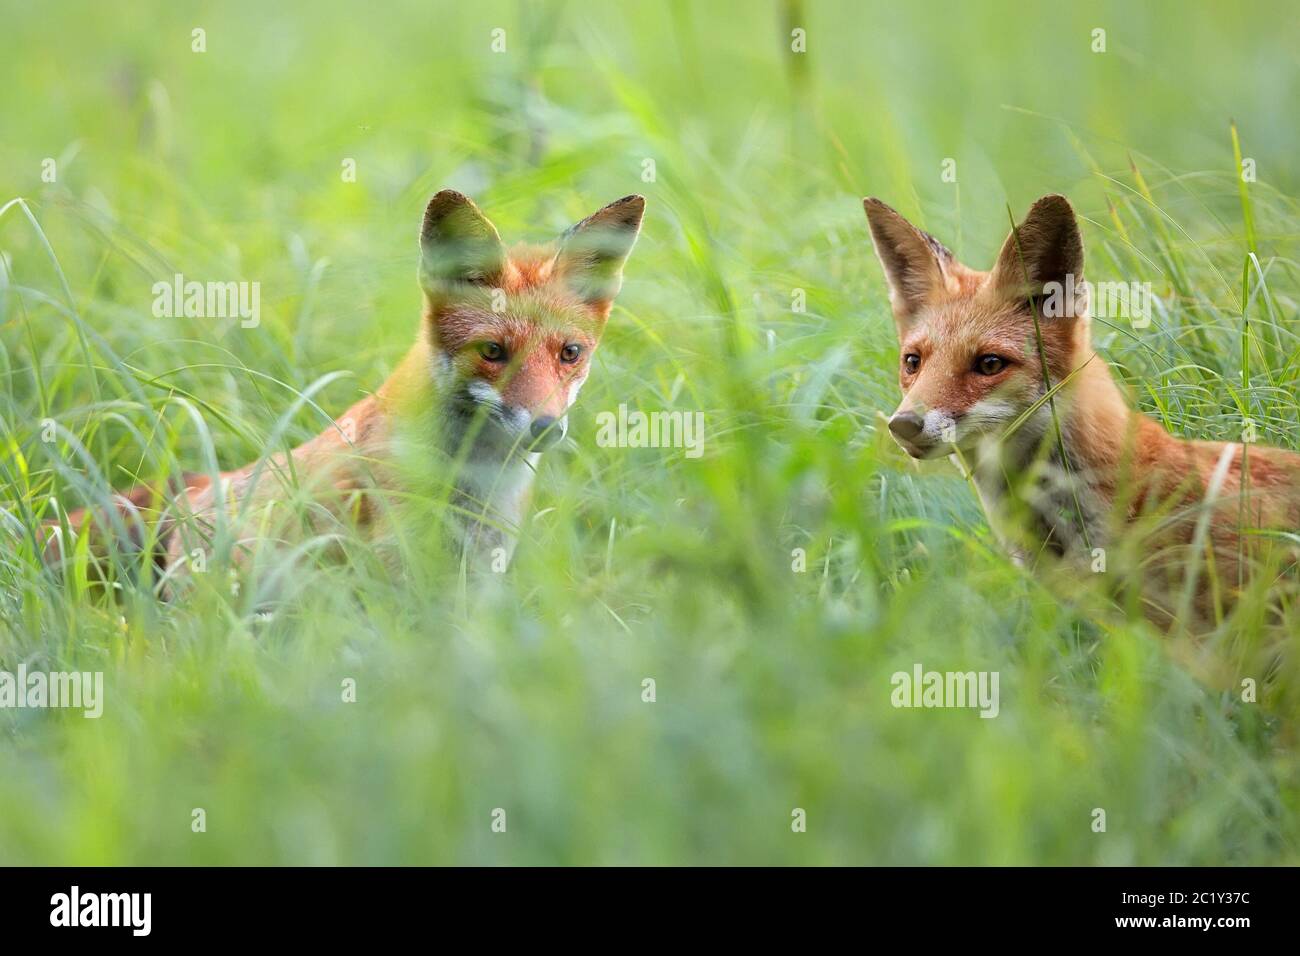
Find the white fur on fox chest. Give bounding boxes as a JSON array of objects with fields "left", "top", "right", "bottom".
[
  {"left": 964, "top": 427, "right": 1110, "bottom": 564},
  {"left": 448, "top": 452, "right": 540, "bottom": 565}
]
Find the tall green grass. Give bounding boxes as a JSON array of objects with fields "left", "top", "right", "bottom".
[{"left": 0, "top": 0, "right": 1296, "bottom": 864}]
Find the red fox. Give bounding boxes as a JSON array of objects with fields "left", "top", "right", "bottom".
[
  {"left": 44, "top": 190, "right": 645, "bottom": 579},
  {"left": 863, "top": 194, "right": 1300, "bottom": 629}
]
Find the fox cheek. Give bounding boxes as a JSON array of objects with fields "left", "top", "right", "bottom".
[
  {"left": 566, "top": 370, "right": 590, "bottom": 409},
  {"left": 472, "top": 360, "right": 506, "bottom": 383},
  {"left": 465, "top": 378, "right": 505, "bottom": 409}
]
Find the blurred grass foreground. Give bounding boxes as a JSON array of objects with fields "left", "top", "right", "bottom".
[{"left": 0, "top": 1, "right": 1298, "bottom": 864}]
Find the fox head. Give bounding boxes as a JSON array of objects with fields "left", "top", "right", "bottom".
[
  {"left": 418, "top": 189, "right": 644, "bottom": 454},
  {"left": 863, "top": 194, "right": 1090, "bottom": 460}
]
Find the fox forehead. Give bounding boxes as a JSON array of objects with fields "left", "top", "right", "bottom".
[
  {"left": 438, "top": 305, "right": 598, "bottom": 351},
  {"left": 498, "top": 242, "right": 560, "bottom": 292},
  {"left": 901, "top": 294, "right": 1037, "bottom": 359},
  {"left": 898, "top": 269, "right": 1084, "bottom": 381},
  {"left": 434, "top": 273, "right": 602, "bottom": 353}
]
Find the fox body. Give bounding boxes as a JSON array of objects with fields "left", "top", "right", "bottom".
[
  {"left": 864, "top": 194, "right": 1300, "bottom": 627},
  {"left": 46, "top": 190, "right": 644, "bottom": 578}
]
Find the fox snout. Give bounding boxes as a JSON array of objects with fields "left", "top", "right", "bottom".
[
  {"left": 887, "top": 405, "right": 957, "bottom": 459},
  {"left": 887, "top": 410, "right": 924, "bottom": 441},
  {"left": 528, "top": 414, "right": 566, "bottom": 451},
  {"left": 461, "top": 378, "right": 570, "bottom": 452},
  {"left": 889, "top": 397, "right": 1031, "bottom": 460}
]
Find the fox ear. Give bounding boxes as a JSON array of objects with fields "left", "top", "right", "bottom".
[
  {"left": 863, "top": 197, "right": 953, "bottom": 325},
  {"left": 990, "top": 195, "right": 1085, "bottom": 311},
  {"left": 419, "top": 190, "right": 507, "bottom": 289},
  {"left": 555, "top": 194, "right": 645, "bottom": 315}
]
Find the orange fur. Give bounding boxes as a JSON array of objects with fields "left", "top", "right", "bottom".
[
  {"left": 44, "top": 192, "right": 645, "bottom": 581},
  {"left": 865, "top": 194, "right": 1300, "bottom": 628}
]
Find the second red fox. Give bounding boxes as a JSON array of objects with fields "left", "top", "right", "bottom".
[
  {"left": 44, "top": 191, "right": 645, "bottom": 578},
  {"left": 864, "top": 193, "right": 1300, "bottom": 630}
]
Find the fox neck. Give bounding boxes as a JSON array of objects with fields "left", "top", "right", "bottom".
[{"left": 964, "top": 350, "right": 1134, "bottom": 563}]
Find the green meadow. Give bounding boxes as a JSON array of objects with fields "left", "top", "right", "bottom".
[{"left": 1, "top": 0, "right": 1297, "bottom": 864}]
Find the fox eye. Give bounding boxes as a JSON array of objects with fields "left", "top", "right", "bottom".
[
  {"left": 478, "top": 342, "right": 507, "bottom": 363},
  {"left": 560, "top": 343, "right": 582, "bottom": 364},
  {"left": 975, "top": 354, "right": 1007, "bottom": 376},
  {"left": 903, "top": 353, "right": 921, "bottom": 374}
]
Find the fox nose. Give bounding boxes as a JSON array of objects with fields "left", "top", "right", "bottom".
[
  {"left": 529, "top": 415, "right": 563, "bottom": 450},
  {"left": 888, "top": 410, "right": 925, "bottom": 441}
]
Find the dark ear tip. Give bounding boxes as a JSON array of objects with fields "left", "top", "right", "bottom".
[
  {"left": 424, "top": 189, "right": 473, "bottom": 217},
  {"left": 608, "top": 194, "right": 646, "bottom": 225},
  {"left": 863, "top": 197, "right": 896, "bottom": 222},
  {"left": 1031, "top": 194, "right": 1075, "bottom": 216}
]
